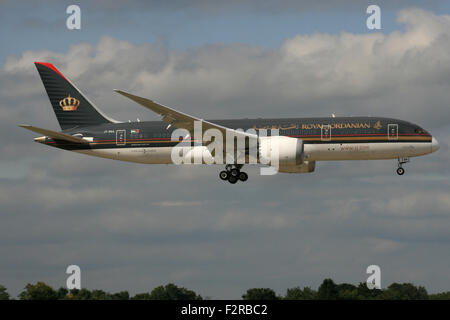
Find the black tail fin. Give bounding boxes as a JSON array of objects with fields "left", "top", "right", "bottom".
[{"left": 34, "top": 62, "right": 117, "bottom": 130}]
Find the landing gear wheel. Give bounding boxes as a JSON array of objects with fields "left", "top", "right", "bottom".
[
  {"left": 238, "top": 172, "right": 248, "bottom": 182},
  {"left": 396, "top": 157, "right": 409, "bottom": 176},
  {"left": 230, "top": 168, "right": 240, "bottom": 177},
  {"left": 228, "top": 175, "right": 238, "bottom": 184},
  {"left": 221, "top": 164, "right": 246, "bottom": 183},
  {"left": 219, "top": 171, "right": 229, "bottom": 181}
]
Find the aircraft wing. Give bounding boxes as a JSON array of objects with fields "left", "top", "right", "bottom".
[
  {"left": 18, "top": 124, "right": 89, "bottom": 144},
  {"left": 114, "top": 90, "right": 257, "bottom": 142}
]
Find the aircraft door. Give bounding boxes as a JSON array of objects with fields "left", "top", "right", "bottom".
[
  {"left": 388, "top": 124, "right": 398, "bottom": 140},
  {"left": 116, "top": 129, "right": 126, "bottom": 146},
  {"left": 321, "top": 124, "right": 331, "bottom": 141}
]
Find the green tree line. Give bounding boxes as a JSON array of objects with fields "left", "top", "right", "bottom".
[
  {"left": 242, "top": 279, "right": 443, "bottom": 300},
  {"left": 0, "top": 279, "right": 449, "bottom": 300}
]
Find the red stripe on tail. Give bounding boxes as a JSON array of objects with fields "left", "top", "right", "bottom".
[{"left": 34, "top": 62, "right": 68, "bottom": 81}]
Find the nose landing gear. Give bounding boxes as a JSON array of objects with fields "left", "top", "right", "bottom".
[
  {"left": 396, "top": 157, "right": 409, "bottom": 175},
  {"left": 219, "top": 164, "right": 248, "bottom": 184}
]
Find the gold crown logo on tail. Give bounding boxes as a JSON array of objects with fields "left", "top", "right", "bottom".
[{"left": 59, "top": 95, "right": 80, "bottom": 111}]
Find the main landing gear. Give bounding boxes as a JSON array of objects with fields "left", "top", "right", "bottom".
[
  {"left": 219, "top": 164, "right": 248, "bottom": 184},
  {"left": 396, "top": 157, "right": 409, "bottom": 175}
]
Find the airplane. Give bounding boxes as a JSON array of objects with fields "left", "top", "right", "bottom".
[{"left": 20, "top": 62, "right": 440, "bottom": 184}]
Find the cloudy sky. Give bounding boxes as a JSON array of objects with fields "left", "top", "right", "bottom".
[{"left": 1, "top": 1, "right": 450, "bottom": 298}]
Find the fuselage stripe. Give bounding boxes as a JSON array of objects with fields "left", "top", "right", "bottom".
[{"left": 53, "top": 133, "right": 431, "bottom": 144}]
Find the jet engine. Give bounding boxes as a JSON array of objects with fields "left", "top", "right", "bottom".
[
  {"left": 258, "top": 136, "right": 303, "bottom": 165},
  {"left": 257, "top": 136, "right": 315, "bottom": 173}
]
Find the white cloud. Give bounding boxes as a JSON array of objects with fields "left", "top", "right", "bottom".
[
  {"left": 155, "top": 200, "right": 205, "bottom": 207},
  {"left": 370, "top": 191, "right": 450, "bottom": 217},
  {"left": 1, "top": 8, "right": 450, "bottom": 298},
  {"left": 3, "top": 8, "right": 450, "bottom": 125}
]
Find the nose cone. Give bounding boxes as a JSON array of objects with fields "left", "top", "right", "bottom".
[{"left": 431, "top": 137, "right": 440, "bottom": 153}]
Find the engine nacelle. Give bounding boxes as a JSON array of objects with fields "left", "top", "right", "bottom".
[
  {"left": 258, "top": 136, "right": 304, "bottom": 167},
  {"left": 277, "top": 160, "right": 316, "bottom": 173}
]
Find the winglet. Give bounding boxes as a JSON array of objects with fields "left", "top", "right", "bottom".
[
  {"left": 113, "top": 89, "right": 189, "bottom": 118},
  {"left": 114, "top": 89, "right": 153, "bottom": 102},
  {"left": 113, "top": 89, "right": 129, "bottom": 96}
]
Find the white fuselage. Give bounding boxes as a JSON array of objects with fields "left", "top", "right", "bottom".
[{"left": 75, "top": 140, "right": 438, "bottom": 165}]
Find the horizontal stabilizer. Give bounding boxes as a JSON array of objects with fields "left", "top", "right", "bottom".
[{"left": 18, "top": 124, "right": 89, "bottom": 144}]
